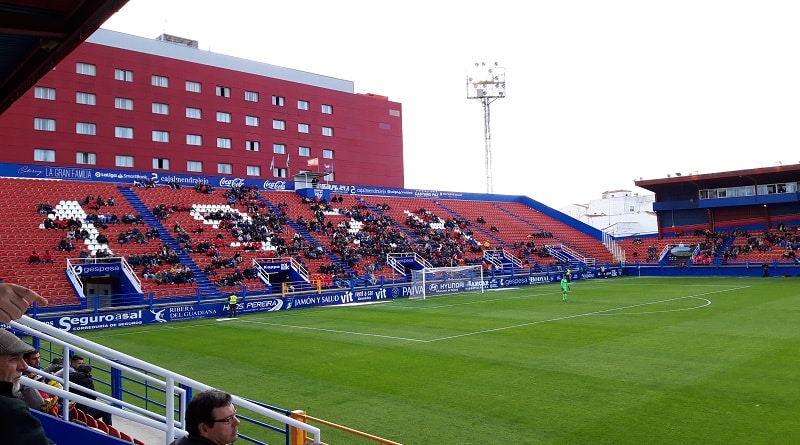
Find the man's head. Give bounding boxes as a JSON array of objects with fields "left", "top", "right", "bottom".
[
  {"left": 0, "top": 329, "right": 35, "bottom": 391},
  {"left": 23, "top": 349, "right": 41, "bottom": 369},
  {"left": 70, "top": 355, "right": 84, "bottom": 369},
  {"left": 185, "top": 389, "right": 239, "bottom": 444}
]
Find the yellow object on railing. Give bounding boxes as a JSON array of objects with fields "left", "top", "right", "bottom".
[{"left": 290, "top": 410, "right": 402, "bottom": 445}]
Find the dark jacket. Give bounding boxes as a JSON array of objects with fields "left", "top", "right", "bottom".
[
  {"left": 170, "top": 435, "right": 219, "bottom": 445},
  {"left": 68, "top": 366, "right": 96, "bottom": 408},
  {"left": 0, "top": 381, "right": 55, "bottom": 445}
]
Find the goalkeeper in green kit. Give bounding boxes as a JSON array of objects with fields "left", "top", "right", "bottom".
[{"left": 561, "top": 276, "right": 570, "bottom": 301}]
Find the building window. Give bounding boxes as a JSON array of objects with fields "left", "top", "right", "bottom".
[
  {"left": 76, "top": 92, "right": 96, "bottom": 105},
  {"left": 245, "top": 115, "right": 260, "bottom": 127},
  {"left": 272, "top": 95, "right": 285, "bottom": 106},
  {"left": 322, "top": 127, "right": 333, "bottom": 137},
  {"left": 324, "top": 172, "right": 335, "bottom": 182},
  {"left": 245, "top": 91, "right": 259, "bottom": 102},
  {"left": 153, "top": 158, "right": 170, "bottom": 170},
  {"left": 273, "top": 143, "right": 286, "bottom": 154},
  {"left": 246, "top": 165, "right": 261, "bottom": 176},
  {"left": 275, "top": 168, "right": 287, "bottom": 178},
  {"left": 76, "top": 152, "right": 96, "bottom": 165},
  {"left": 299, "top": 146, "right": 311, "bottom": 157},
  {"left": 76, "top": 122, "right": 96, "bottom": 135},
  {"left": 114, "top": 69, "right": 133, "bottom": 82},
  {"left": 321, "top": 104, "right": 333, "bottom": 114},
  {"left": 216, "top": 111, "right": 231, "bottom": 123},
  {"left": 297, "top": 100, "right": 309, "bottom": 110},
  {"left": 298, "top": 123, "right": 309, "bottom": 133},
  {"left": 34, "top": 118, "right": 55, "bottom": 132},
  {"left": 116, "top": 155, "right": 134, "bottom": 167},
  {"left": 76, "top": 62, "right": 96, "bottom": 76},
  {"left": 152, "top": 75, "right": 169, "bottom": 88},
  {"left": 152, "top": 103, "right": 169, "bottom": 115},
  {"left": 216, "top": 85, "right": 231, "bottom": 97},
  {"left": 322, "top": 149, "right": 334, "bottom": 159},
  {"left": 186, "top": 161, "right": 203, "bottom": 172},
  {"left": 186, "top": 134, "right": 202, "bottom": 146},
  {"left": 272, "top": 120, "right": 285, "bottom": 130},
  {"left": 246, "top": 140, "right": 260, "bottom": 151},
  {"left": 34, "top": 86, "right": 55, "bottom": 100},
  {"left": 186, "top": 107, "right": 202, "bottom": 119},
  {"left": 185, "top": 80, "right": 201, "bottom": 93},
  {"left": 217, "top": 137, "right": 232, "bottom": 149},
  {"left": 218, "top": 163, "right": 232, "bottom": 174},
  {"left": 34, "top": 148, "right": 55, "bottom": 162},
  {"left": 115, "top": 126, "right": 134, "bottom": 139},
  {"left": 152, "top": 130, "right": 170, "bottom": 142},
  {"left": 115, "top": 97, "right": 134, "bottom": 110}
]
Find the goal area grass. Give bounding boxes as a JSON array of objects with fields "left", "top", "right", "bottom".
[{"left": 82, "top": 277, "right": 800, "bottom": 444}]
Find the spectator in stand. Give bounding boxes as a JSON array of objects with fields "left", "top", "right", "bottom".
[
  {"left": 57, "top": 237, "right": 74, "bottom": 252},
  {"left": 36, "top": 202, "right": 53, "bottom": 215},
  {"left": 170, "top": 389, "right": 239, "bottom": 445},
  {"left": 40, "top": 250, "right": 53, "bottom": 266},
  {"left": 17, "top": 349, "right": 60, "bottom": 415},
  {"left": 69, "top": 363, "right": 112, "bottom": 425},
  {"left": 27, "top": 249, "right": 41, "bottom": 265},
  {"left": 0, "top": 329, "right": 55, "bottom": 444}
]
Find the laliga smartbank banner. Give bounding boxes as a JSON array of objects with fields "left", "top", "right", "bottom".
[{"left": 35, "top": 274, "right": 580, "bottom": 331}]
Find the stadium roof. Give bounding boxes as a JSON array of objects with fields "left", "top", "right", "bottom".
[
  {"left": 0, "top": 0, "right": 128, "bottom": 115},
  {"left": 635, "top": 164, "right": 800, "bottom": 195}
]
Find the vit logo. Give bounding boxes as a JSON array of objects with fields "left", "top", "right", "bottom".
[{"left": 342, "top": 291, "right": 354, "bottom": 304}]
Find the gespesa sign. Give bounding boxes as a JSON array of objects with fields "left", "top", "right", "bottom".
[{"left": 72, "top": 262, "right": 123, "bottom": 276}]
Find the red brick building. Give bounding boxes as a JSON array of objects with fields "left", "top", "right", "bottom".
[{"left": 0, "top": 29, "right": 404, "bottom": 188}]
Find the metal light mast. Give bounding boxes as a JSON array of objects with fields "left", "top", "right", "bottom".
[{"left": 467, "top": 62, "right": 505, "bottom": 194}]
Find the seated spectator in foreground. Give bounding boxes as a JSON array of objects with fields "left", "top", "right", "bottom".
[
  {"left": 0, "top": 328, "right": 55, "bottom": 444},
  {"left": 170, "top": 389, "right": 239, "bottom": 445},
  {"left": 69, "top": 364, "right": 112, "bottom": 426}
]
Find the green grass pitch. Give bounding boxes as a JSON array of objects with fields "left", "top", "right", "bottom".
[{"left": 82, "top": 277, "right": 800, "bottom": 444}]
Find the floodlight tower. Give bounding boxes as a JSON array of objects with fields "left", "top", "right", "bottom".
[{"left": 467, "top": 62, "right": 505, "bottom": 194}]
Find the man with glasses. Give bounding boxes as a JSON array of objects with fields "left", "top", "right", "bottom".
[{"left": 171, "top": 389, "right": 239, "bottom": 445}]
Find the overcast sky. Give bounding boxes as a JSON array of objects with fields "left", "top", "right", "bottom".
[{"left": 102, "top": 0, "right": 800, "bottom": 209}]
